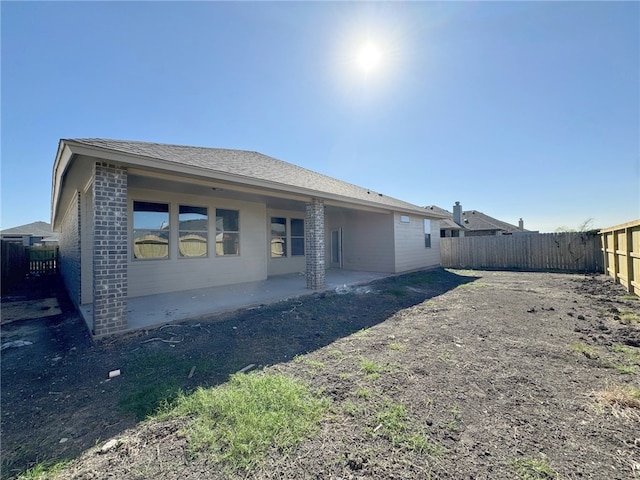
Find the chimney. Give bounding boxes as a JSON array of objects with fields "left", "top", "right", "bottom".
[
  {"left": 518, "top": 218, "right": 524, "bottom": 231},
  {"left": 453, "top": 201, "right": 462, "bottom": 226}
]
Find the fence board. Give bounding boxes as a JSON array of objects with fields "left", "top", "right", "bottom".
[
  {"left": 441, "top": 232, "right": 602, "bottom": 273},
  {"left": 1, "top": 243, "right": 58, "bottom": 294},
  {"left": 600, "top": 220, "right": 640, "bottom": 296}
]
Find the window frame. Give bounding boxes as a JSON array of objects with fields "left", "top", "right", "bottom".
[
  {"left": 132, "top": 200, "right": 171, "bottom": 261},
  {"left": 290, "top": 218, "right": 305, "bottom": 256},
  {"left": 178, "top": 204, "right": 209, "bottom": 259},
  {"left": 215, "top": 208, "right": 240, "bottom": 256},
  {"left": 424, "top": 219, "right": 432, "bottom": 249},
  {"left": 270, "top": 217, "right": 287, "bottom": 258}
]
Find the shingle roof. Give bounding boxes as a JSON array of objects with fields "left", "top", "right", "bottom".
[
  {"left": 461, "top": 210, "right": 523, "bottom": 232},
  {"left": 424, "top": 204, "right": 527, "bottom": 233},
  {"left": 0, "top": 221, "right": 53, "bottom": 236},
  {"left": 66, "top": 138, "right": 446, "bottom": 218}
]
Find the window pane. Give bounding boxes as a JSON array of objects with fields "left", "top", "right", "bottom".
[
  {"left": 216, "top": 232, "right": 239, "bottom": 255},
  {"left": 271, "top": 217, "right": 286, "bottom": 236},
  {"left": 179, "top": 206, "right": 207, "bottom": 231},
  {"left": 291, "top": 237, "right": 305, "bottom": 256},
  {"left": 134, "top": 201, "right": 169, "bottom": 230},
  {"left": 133, "top": 230, "right": 169, "bottom": 259},
  {"left": 179, "top": 232, "right": 208, "bottom": 257},
  {"left": 291, "top": 218, "right": 304, "bottom": 237},
  {"left": 133, "top": 201, "right": 169, "bottom": 259},
  {"left": 216, "top": 209, "right": 239, "bottom": 232},
  {"left": 424, "top": 219, "right": 431, "bottom": 233},
  {"left": 425, "top": 234, "right": 431, "bottom": 249},
  {"left": 270, "top": 217, "right": 287, "bottom": 258}
]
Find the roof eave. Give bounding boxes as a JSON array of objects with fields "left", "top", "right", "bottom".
[{"left": 60, "top": 140, "right": 447, "bottom": 219}]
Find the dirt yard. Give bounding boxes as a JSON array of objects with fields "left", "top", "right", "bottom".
[{"left": 1, "top": 269, "right": 639, "bottom": 479}]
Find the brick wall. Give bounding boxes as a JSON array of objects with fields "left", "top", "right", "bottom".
[
  {"left": 93, "top": 162, "right": 128, "bottom": 335},
  {"left": 305, "top": 198, "right": 325, "bottom": 289},
  {"left": 59, "top": 191, "right": 81, "bottom": 306}
]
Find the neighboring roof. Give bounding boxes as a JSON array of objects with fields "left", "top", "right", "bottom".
[
  {"left": 56, "top": 139, "right": 449, "bottom": 220},
  {"left": 461, "top": 210, "right": 524, "bottom": 233},
  {"left": 424, "top": 205, "right": 528, "bottom": 233},
  {"left": 0, "top": 221, "right": 54, "bottom": 237}
]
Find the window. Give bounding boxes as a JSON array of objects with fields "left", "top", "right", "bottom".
[
  {"left": 291, "top": 218, "right": 305, "bottom": 256},
  {"left": 179, "top": 205, "right": 208, "bottom": 258},
  {"left": 216, "top": 209, "right": 239, "bottom": 255},
  {"left": 400, "top": 215, "right": 410, "bottom": 223},
  {"left": 270, "top": 217, "right": 287, "bottom": 258},
  {"left": 424, "top": 219, "right": 432, "bottom": 248},
  {"left": 133, "top": 201, "right": 169, "bottom": 259}
]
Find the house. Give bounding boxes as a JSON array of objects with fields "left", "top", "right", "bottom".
[
  {"left": 51, "top": 138, "right": 448, "bottom": 336},
  {"left": 424, "top": 202, "right": 532, "bottom": 237},
  {"left": 0, "top": 221, "right": 59, "bottom": 246}
]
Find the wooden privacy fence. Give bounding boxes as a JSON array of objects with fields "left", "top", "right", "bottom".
[
  {"left": 600, "top": 220, "right": 640, "bottom": 296},
  {"left": 441, "top": 232, "right": 603, "bottom": 273},
  {"left": 1, "top": 242, "right": 58, "bottom": 293}
]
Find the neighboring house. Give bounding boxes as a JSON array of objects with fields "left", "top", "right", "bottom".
[
  {"left": 51, "top": 138, "right": 448, "bottom": 336},
  {"left": 0, "top": 221, "right": 59, "bottom": 246},
  {"left": 424, "top": 202, "right": 532, "bottom": 237}
]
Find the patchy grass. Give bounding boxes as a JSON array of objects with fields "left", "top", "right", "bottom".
[
  {"left": 388, "top": 342, "right": 406, "bottom": 351},
  {"left": 160, "top": 373, "right": 328, "bottom": 471},
  {"left": 594, "top": 385, "right": 640, "bottom": 417},
  {"left": 621, "top": 294, "right": 639, "bottom": 301},
  {"left": 293, "top": 355, "right": 325, "bottom": 371},
  {"left": 570, "top": 342, "right": 598, "bottom": 359},
  {"left": 15, "top": 461, "right": 69, "bottom": 480},
  {"left": 620, "top": 312, "right": 640, "bottom": 324},
  {"left": 511, "top": 457, "right": 556, "bottom": 479},
  {"left": 117, "top": 351, "right": 217, "bottom": 419}
]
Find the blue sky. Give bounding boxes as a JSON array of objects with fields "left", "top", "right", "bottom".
[{"left": 2, "top": 1, "right": 638, "bottom": 232}]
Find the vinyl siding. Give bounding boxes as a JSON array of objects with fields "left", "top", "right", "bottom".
[
  {"left": 266, "top": 208, "right": 307, "bottom": 276},
  {"left": 394, "top": 214, "right": 441, "bottom": 273},
  {"left": 326, "top": 210, "right": 395, "bottom": 273},
  {"left": 128, "top": 188, "right": 267, "bottom": 298}
]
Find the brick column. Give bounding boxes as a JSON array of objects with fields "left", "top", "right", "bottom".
[
  {"left": 306, "top": 198, "right": 325, "bottom": 289},
  {"left": 93, "top": 162, "right": 128, "bottom": 335}
]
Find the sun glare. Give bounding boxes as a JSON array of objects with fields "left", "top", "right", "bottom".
[{"left": 357, "top": 42, "right": 382, "bottom": 72}]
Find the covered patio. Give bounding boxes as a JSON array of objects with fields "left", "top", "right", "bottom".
[{"left": 79, "top": 269, "right": 390, "bottom": 334}]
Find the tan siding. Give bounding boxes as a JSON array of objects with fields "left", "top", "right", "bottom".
[
  {"left": 128, "top": 188, "right": 267, "bottom": 298},
  {"left": 267, "top": 208, "right": 307, "bottom": 276},
  {"left": 394, "top": 215, "right": 441, "bottom": 273}
]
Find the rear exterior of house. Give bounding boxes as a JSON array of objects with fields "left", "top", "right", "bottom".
[{"left": 52, "top": 139, "right": 447, "bottom": 336}]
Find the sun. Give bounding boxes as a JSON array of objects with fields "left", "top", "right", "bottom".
[{"left": 356, "top": 42, "right": 382, "bottom": 72}]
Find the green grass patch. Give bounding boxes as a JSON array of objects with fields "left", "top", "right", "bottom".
[
  {"left": 609, "top": 344, "right": 640, "bottom": 360},
  {"left": 293, "top": 355, "right": 325, "bottom": 370},
  {"left": 511, "top": 457, "right": 555, "bottom": 479},
  {"left": 613, "top": 364, "right": 639, "bottom": 374},
  {"left": 15, "top": 460, "right": 69, "bottom": 480},
  {"left": 388, "top": 342, "right": 406, "bottom": 351},
  {"left": 360, "top": 358, "right": 383, "bottom": 375},
  {"left": 569, "top": 342, "right": 598, "bottom": 359},
  {"left": 118, "top": 351, "right": 216, "bottom": 419},
  {"left": 161, "top": 373, "right": 328, "bottom": 471},
  {"left": 622, "top": 294, "right": 639, "bottom": 301},
  {"left": 620, "top": 312, "right": 640, "bottom": 324},
  {"left": 370, "top": 399, "right": 444, "bottom": 455}
]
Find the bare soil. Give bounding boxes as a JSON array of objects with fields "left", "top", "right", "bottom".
[{"left": 1, "top": 269, "right": 639, "bottom": 479}]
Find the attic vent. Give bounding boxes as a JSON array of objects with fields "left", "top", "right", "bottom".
[{"left": 464, "top": 219, "right": 469, "bottom": 224}]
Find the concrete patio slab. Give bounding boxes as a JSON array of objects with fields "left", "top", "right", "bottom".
[{"left": 79, "top": 269, "right": 390, "bottom": 334}]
